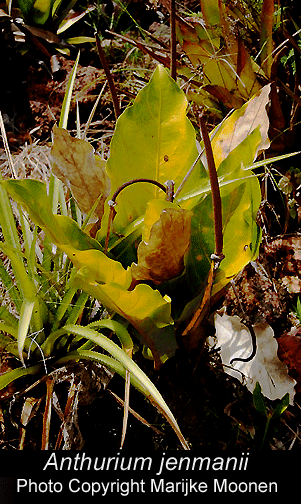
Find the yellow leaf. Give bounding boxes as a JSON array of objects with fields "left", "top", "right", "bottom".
[
  {"left": 61, "top": 246, "right": 132, "bottom": 289},
  {"left": 141, "top": 199, "right": 176, "bottom": 242},
  {"left": 73, "top": 271, "right": 173, "bottom": 364},
  {"left": 131, "top": 205, "right": 192, "bottom": 285},
  {"left": 50, "top": 127, "right": 110, "bottom": 222},
  {"left": 101, "top": 65, "right": 200, "bottom": 235},
  {"left": 176, "top": 14, "right": 262, "bottom": 104},
  {"left": 210, "top": 84, "right": 271, "bottom": 170}
]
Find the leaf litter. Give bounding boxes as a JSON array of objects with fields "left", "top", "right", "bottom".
[{"left": 213, "top": 309, "right": 296, "bottom": 404}]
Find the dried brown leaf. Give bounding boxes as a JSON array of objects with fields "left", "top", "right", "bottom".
[
  {"left": 131, "top": 207, "right": 192, "bottom": 285},
  {"left": 19, "top": 396, "right": 42, "bottom": 450},
  {"left": 263, "top": 236, "right": 301, "bottom": 294},
  {"left": 277, "top": 326, "right": 301, "bottom": 394},
  {"left": 41, "top": 377, "right": 54, "bottom": 450},
  {"left": 50, "top": 127, "right": 110, "bottom": 222}
]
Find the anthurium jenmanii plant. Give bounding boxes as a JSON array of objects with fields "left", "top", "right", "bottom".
[{"left": 1, "top": 63, "right": 289, "bottom": 448}]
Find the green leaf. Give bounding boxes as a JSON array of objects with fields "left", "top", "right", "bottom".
[
  {"left": 108, "top": 218, "right": 143, "bottom": 266},
  {"left": 77, "top": 279, "right": 172, "bottom": 331},
  {"left": 59, "top": 349, "right": 147, "bottom": 393},
  {"left": 1, "top": 176, "right": 175, "bottom": 364},
  {"left": 59, "top": 51, "right": 80, "bottom": 129},
  {"left": 0, "top": 243, "right": 36, "bottom": 303},
  {"left": 65, "top": 36, "right": 95, "bottom": 44},
  {"left": 17, "top": 300, "right": 35, "bottom": 364},
  {"left": 88, "top": 319, "right": 134, "bottom": 355},
  {"left": 0, "top": 241, "right": 44, "bottom": 360},
  {"left": 53, "top": 215, "right": 102, "bottom": 250},
  {"left": 51, "top": 0, "right": 78, "bottom": 31},
  {"left": 177, "top": 147, "right": 262, "bottom": 308},
  {"left": 42, "top": 315, "right": 134, "bottom": 358},
  {"left": 175, "top": 86, "right": 270, "bottom": 307},
  {"left": 0, "top": 260, "right": 22, "bottom": 313},
  {"left": 0, "top": 177, "right": 23, "bottom": 259},
  {"left": 1, "top": 179, "right": 101, "bottom": 251},
  {"left": 0, "top": 324, "right": 18, "bottom": 357},
  {"left": 200, "top": 0, "right": 222, "bottom": 26},
  {"left": 32, "top": 0, "right": 54, "bottom": 25},
  {"left": 176, "top": 85, "right": 270, "bottom": 210},
  {"left": 0, "top": 179, "right": 65, "bottom": 244},
  {"left": 17, "top": 0, "right": 36, "bottom": 20},
  {"left": 272, "top": 393, "right": 290, "bottom": 419},
  {"left": 101, "top": 64, "right": 205, "bottom": 235},
  {"left": 56, "top": 6, "right": 95, "bottom": 34},
  {"left": 253, "top": 382, "right": 268, "bottom": 417},
  {"left": 0, "top": 364, "right": 42, "bottom": 391},
  {"left": 19, "top": 0, "right": 55, "bottom": 26},
  {"left": 0, "top": 303, "right": 19, "bottom": 329},
  {"left": 295, "top": 296, "right": 301, "bottom": 323},
  {"left": 73, "top": 348, "right": 186, "bottom": 447}
]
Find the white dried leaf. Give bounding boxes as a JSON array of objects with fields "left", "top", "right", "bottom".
[{"left": 213, "top": 310, "right": 296, "bottom": 403}]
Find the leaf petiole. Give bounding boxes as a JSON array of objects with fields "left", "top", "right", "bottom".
[{"left": 104, "top": 178, "right": 174, "bottom": 254}]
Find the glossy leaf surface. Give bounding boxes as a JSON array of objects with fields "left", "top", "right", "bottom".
[
  {"left": 73, "top": 269, "right": 174, "bottom": 366},
  {"left": 1, "top": 177, "right": 176, "bottom": 365},
  {"left": 102, "top": 65, "right": 204, "bottom": 235},
  {"left": 176, "top": 86, "right": 270, "bottom": 307}
]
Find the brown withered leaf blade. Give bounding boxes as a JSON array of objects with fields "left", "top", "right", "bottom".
[
  {"left": 131, "top": 207, "right": 192, "bottom": 285},
  {"left": 50, "top": 126, "right": 110, "bottom": 222}
]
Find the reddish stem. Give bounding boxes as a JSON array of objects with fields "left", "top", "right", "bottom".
[
  {"left": 104, "top": 178, "right": 174, "bottom": 254},
  {"left": 170, "top": 0, "right": 177, "bottom": 81},
  {"left": 95, "top": 32, "right": 121, "bottom": 119},
  {"left": 199, "top": 114, "right": 224, "bottom": 262}
]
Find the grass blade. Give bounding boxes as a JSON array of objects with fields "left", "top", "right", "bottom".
[
  {"left": 0, "top": 183, "right": 22, "bottom": 259},
  {"left": 120, "top": 369, "right": 130, "bottom": 449},
  {"left": 17, "top": 300, "right": 35, "bottom": 365},
  {"left": 60, "top": 324, "right": 189, "bottom": 449},
  {"left": 59, "top": 50, "right": 80, "bottom": 129},
  {"left": 0, "top": 364, "right": 42, "bottom": 391}
]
